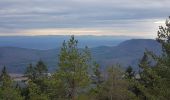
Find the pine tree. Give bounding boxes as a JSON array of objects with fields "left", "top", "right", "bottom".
[
  {"left": 132, "top": 16, "right": 170, "bottom": 100},
  {"left": 27, "top": 80, "right": 49, "bottom": 100},
  {"left": 89, "top": 62, "right": 104, "bottom": 100},
  {"left": 125, "top": 66, "right": 135, "bottom": 79},
  {"left": 92, "top": 62, "right": 103, "bottom": 87},
  {"left": 0, "top": 66, "right": 12, "bottom": 87},
  {"left": 35, "top": 60, "right": 48, "bottom": 76},
  {"left": 0, "top": 66, "right": 24, "bottom": 100},
  {"left": 25, "top": 63, "right": 36, "bottom": 80},
  {"left": 0, "top": 87, "right": 24, "bottom": 100},
  {"left": 57, "top": 35, "right": 91, "bottom": 100},
  {"left": 25, "top": 61, "right": 48, "bottom": 80},
  {"left": 24, "top": 61, "right": 49, "bottom": 99},
  {"left": 43, "top": 73, "right": 66, "bottom": 100}
]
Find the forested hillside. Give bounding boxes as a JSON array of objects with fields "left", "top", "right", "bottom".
[{"left": 0, "top": 39, "right": 161, "bottom": 73}]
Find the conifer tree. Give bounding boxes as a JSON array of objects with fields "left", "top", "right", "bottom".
[
  {"left": 132, "top": 16, "right": 170, "bottom": 100},
  {"left": 89, "top": 62, "right": 104, "bottom": 100},
  {"left": 35, "top": 60, "right": 48, "bottom": 77},
  {"left": 125, "top": 66, "right": 135, "bottom": 79},
  {"left": 25, "top": 64, "right": 36, "bottom": 80},
  {"left": 27, "top": 81, "right": 49, "bottom": 100},
  {"left": 92, "top": 62, "right": 103, "bottom": 88},
  {"left": 0, "top": 66, "right": 24, "bottom": 100},
  {"left": 24, "top": 61, "right": 49, "bottom": 99},
  {"left": 0, "top": 66, "right": 12, "bottom": 87},
  {"left": 57, "top": 35, "right": 91, "bottom": 100}
]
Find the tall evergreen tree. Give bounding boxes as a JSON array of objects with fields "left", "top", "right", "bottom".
[
  {"left": 92, "top": 62, "right": 103, "bottom": 88},
  {"left": 0, "top": 66, "right": 24, "bottom": 100},
  {"left": 24, "top": 61, "right": 49, "bottom": 99},
  {"left": 89, "top": 62, "right": 104, "bottom": 100},
  {"left": 132, "top": 16, "right": 170, "bottom": 100},
  {"left": 0, "top": 66, "right": 11, "bottom": 87},
  {"left": 57, "top": 35, "right": 91, "bottom": 100}
]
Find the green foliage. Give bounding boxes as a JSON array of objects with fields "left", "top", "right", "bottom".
[
  {"left": 88, "top": 62, "right": 104, "bottom": 100},
  {"left": 0, "top": 87, "right": 24, "bottom": 100},
  {"left": 35, "top": 60, "right": 48, "bottom": 76},
  {"left": 0, "top": 66, "right": 24, "bottom": 100},
  {"left": 92, "top": 62, "right": 103, "bottom": 87},
  {"left": 57, "top": 35, "right": 92, "bottom": 99},
  {"left": 43, "top": 73, "right": 67, "bottom": 100},
  {"left": 3, "top": 20, "right": 170, "bottom": 100},
  {"left": 130, "top": 16, "right": 170, "bottom": 100},
  {"left": 25, "top": 64, "right": 36, "bottom": 80},
  {"left": 0, "top": 66, "right": 12, "bottom": 87},
  {"left": 101, "top": 65, "right": 136, "bottom": 100},
  {"left": 25, "top": 61, "right": 48, "bottom": 80},
  {"left": 24, "top": 61, "right": 49, "bottom": 99},
  {"left": 125, "top": 66, "right": 135, "bottom": 79},
  {"left": 27, "top": 81, "right": 49, "bottom": 100}
]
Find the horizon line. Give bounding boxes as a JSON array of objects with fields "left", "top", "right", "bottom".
[{"left": 0, "top": 34, "right": 155, "bottom": 39}]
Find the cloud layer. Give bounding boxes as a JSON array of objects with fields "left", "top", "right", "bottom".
[{"left": 0, "top": 0, "right": 169, "bottom": 38}]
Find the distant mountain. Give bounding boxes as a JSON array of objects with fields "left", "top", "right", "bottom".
[
  {"left": 92, "top": 39, "right": 162, "bottom": 70},
  {"left": 0, "top": 36, "right": 129, "bottom": 49},
  {"left": 0, "top": 47, "right": 59, "bottom": 73},
  {"left": 0, "top": 39, "right": 162, "bottom": 73}
]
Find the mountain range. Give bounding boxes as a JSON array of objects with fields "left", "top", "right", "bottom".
[
  {"left": 0, "top": 35, "right": 129, "bottom": 49},
  {"left": 0, "top": 39, "right": 162, "bottom": 73}
]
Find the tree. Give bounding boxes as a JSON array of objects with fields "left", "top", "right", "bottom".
[
  {"left": 97, "top": 65, "right": 136, "bottom": 100},
  {"left": 0, "top": 66, "right": 12, "bottom": 88},
  {"left": 89, "top": 62, "right": 104, "bottom": 100},
  {"left": 25, "top": 60, "right": 48, "bottom": 80},
  {"left": 134, "top": 52, "right": 158, "bottom": 99},
  {"left": 150, "top": 16, "right": 170, "bottom": 99},
  {"left": 0, "top": 66, "right": 24, "bottom": 100},
  {"left": 35, "top": 60, "right": 48, "bottom": 77},
  {"left": 43, "top": 73, "right": 66, "bottom": 100},
  {"left": 24, "top": 61, "right": 49, "bottom": 99},
  {"left": 92, "top": 62, "right": 103, "bottom": 88},
  {"left": 0, "top": 87, "right": 24, "bottom": 100},
  {"left": 131, "top": 16, "right": 170, "bottom": 100},
  {"left": 25, "top": 64, "right": 36, "bottom": 80},
  {"left": 27, "top": 80, "right": 49, "bottom": 100},
  {"left": 57, "top": 35, "right": 92, "bottom": 100},
  {"left": 125, "top": 66, "right": 135, "bottom": 79}
]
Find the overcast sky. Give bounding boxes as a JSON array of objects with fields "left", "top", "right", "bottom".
[{"left": 0, "top": 0, "right": 169, "bottom": 38}]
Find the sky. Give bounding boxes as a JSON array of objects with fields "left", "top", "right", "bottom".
[{"left": 0, "top": 0, "right": 169, "bottom": 38}]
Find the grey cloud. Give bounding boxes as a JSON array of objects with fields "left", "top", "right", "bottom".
[{"left": 0, "top": 0, "right": 169, "bottom": 36}]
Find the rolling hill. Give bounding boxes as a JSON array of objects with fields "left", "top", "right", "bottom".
[
  {"left": 0, "top": 39, "right": 162, "bottom": 73},
  {"left": 92, "top": 39, "right": 162, "bottom": 70},
  {"left": 0, "top": 36, "right": 127, "bottom": 49}
]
